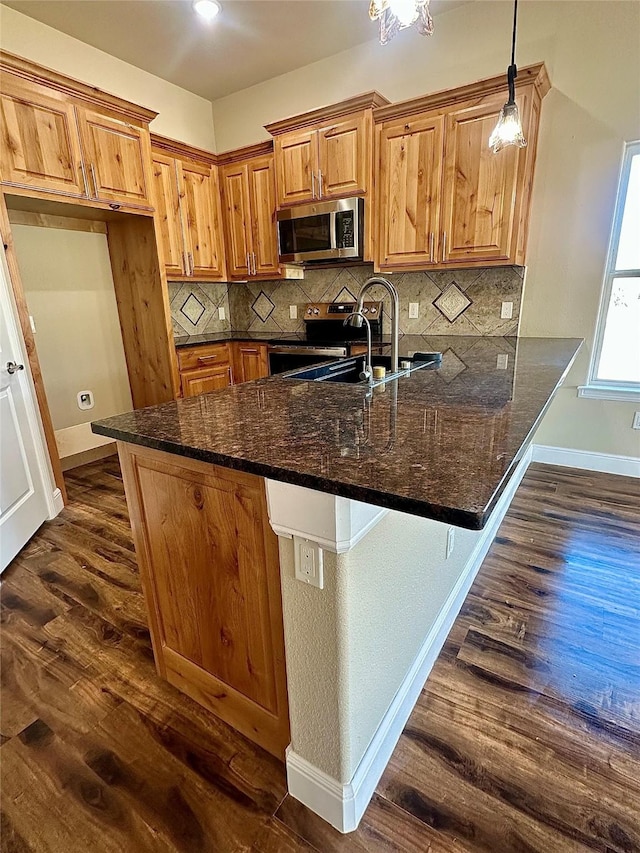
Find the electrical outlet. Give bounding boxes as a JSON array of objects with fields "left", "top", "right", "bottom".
[
  {"left": 77, "top": 390, "right": 94, "bottom": 410},
  {"left": 289, "top": 305, "right": 298, "bottom": 320},
  {"left": 633, "top": 412, "right": 640, "bottom": 430},
  {"left": 29, "top": 315, "right": 36, "bottom": 334},
  {"left": 500, "top": 301, "right": 513, "bottom": 320},
  {"left": 446, "top": 527, "right": 455, "bottom": 559},
  {"left": 496, "top": 353, "right": 509, "bottom": 370},
  {"left": 408, "top": 302, "right": 420, "bottom": 319},
  {"left": 293, "top": 536, "right": 324, "bottom": 588},
  {"left": 218, "top": 306, "right": 226, "bottom": 320}
]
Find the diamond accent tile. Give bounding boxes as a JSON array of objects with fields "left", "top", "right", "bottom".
[
  {"left": 433, "top": 283, "right": 472, "bottom": 323},
  {"left": 180, "top": 293, "right": 205, "bottom": 326},
  {"left": 438, "top": 349, "right": 468, "bottom": 383},
  {"left": 251, "top": 290, "right": 276, "bottom": 323},
  {"left": 333, "top": 286, "right": 357, "bottom": 304}
]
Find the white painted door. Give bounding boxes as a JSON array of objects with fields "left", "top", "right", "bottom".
[{"left": 0, "top": 249, "right": 49, "bottom": 571}]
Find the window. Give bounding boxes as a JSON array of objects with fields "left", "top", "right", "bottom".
[{"left": 580, "top": 140, "right": 640, "bottom": 401}]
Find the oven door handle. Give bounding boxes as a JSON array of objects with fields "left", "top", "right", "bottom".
[
  {"left": 329, "top": 209, "right": 338, "bottom": 254},
  {"left": 268, "top": 346, "right": 347, "bottom": 357}
]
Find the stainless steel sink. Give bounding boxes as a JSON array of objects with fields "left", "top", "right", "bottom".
[{"left": 286, "top": 353, "right": 442, "bottom": 386}]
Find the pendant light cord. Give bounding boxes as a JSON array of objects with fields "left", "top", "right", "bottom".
[{"left": 507, "top": 0, "right": 518, "bottom": 104}]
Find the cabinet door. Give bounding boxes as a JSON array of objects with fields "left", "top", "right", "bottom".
[
  {"left": 318, "top": 114, "right": 367, "bottom": 200},
  {"left": 440, "top": 95, "right": 523, "bottom": 264},
  {"left": 151, "top": 152, "right": 186, "bottom": 277},
  {"left": 180, "top": 364, "right": 232, "bottom": 397},
  {"left": 248, "top": 155, "right": 280, "bottom": 278},
  {"left": 221, "top": 162, "right": 251, "bottom": 279},
  {"left": 274, "top": 128, "right": 318, "bottom": 206},
  {"left": 233, "top": 343, "right": 269, "bottom": 384},
  {"left": 181, "top": 161, "right": 226, "bottom": 280},
  {"left": 377, "top": 114, "right": 444, "bottom": 269},
  {"left": 0, "top": 77, "right": 86, "bottom": 197},
  {"left": 77, "top": 107, "right": 152, "bottom": 207}
]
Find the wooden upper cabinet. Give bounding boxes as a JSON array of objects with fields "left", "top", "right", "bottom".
[
  {"left": 76, "top": 107, "right": 152, "bottom": 208},
  {"left": 377, "top": 114, "right": 444, "bottom": 269},
  {"left": 266, "top": 93, "right": 390, "bottom": 210},
  {"left": 440, "top": 94, "right": 524, "bottom": 265},
  {"left": 0, "top": 52, "right": 158, "bottom": 210},
  {"left": 221, "top": 161, "right": 251, "bottom": 279},
  {"left": 220, "top": 144, "right": 280, "bottom": 280},
  {"left": 248, "top": 155, "right": 280, "bottom": 278},
  {"left": 274, "top": 128, "right": 317, "bottom": 206},
  {"left": 181, "top": 161, "right": 226, "bottom": 279},
  {"left": 373, "top": 63, "right": 549, "bottom": 271},
  {"left": 318, "top": 114, "right": 367, "bottom": 200},
  {"left": 0, "top": 77, "right": 86, "bottom": 197},
  {"left": 150, "top": 152, "right": 184, "bottom": 277}
]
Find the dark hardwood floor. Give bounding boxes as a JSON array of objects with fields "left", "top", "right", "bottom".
[{"left": 1, "top": 457, "right": 639, "bottom": 852}]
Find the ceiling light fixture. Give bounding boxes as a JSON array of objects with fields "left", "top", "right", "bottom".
[
  {"left": 489, "top": 0, "right": 526, "bottom": 153},
  {"left": 193, "top": 0, "right": 221, "bottom": 22},
  {"left": 369, "top": 0, "right": 433, "bottom": 46}
]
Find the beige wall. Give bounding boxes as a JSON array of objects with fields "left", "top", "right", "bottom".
[
  {"left": 12, "top": 225, "right": 133, "bottom": 442},
  {"left": 0, "top": 5, "right": 216, "bottom": 150},
  {"left": 212, "top": 0, "right": 640, "bottom": 457}
]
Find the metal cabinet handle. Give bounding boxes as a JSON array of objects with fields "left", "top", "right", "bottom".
[
  {"left": 251, "top": 252, "right": 257, "bottom": 276},
  {"left": 429, "top": 232, "right": 435, "bottom": 264},
  {"left": 89, "top": 163, "right": 98, "bottom": 198},
  {"left": 187, "top": 252, "right": 194, "bottom": 276},
  {"left": 183, "top": 251, "right": 189, "bottom": 276},
  {"left": 197, "top": 355, "right": 220, "bottom": 364},
  {"left": 79, "top": 161, "right": 90, "bottom": 197},
  {"left": 318, "top": 170, "right": 323, "bottom": 199},
  {"left": 441, "top": 231, "right": 447, "bottom": 263},
  {"left": 6, "top": 361, "right": 24, "bottom": 375},
  {"left": 311, "top": 171, "right": 316, "bottom": 200}
]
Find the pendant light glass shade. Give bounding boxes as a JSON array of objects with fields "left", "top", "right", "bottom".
[
  {"left": 369, "top": 0, "right": 433, "bottom": 45},
  {"left": 489, "top": 100, "right": 527, "bottom": 153},
  {"left": 489, "top": 0, "right": 527, "bottom": 153}
]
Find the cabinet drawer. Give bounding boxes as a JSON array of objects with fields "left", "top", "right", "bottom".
[{"left": 177, "top": 343, "right": 231, "bottom": 372}]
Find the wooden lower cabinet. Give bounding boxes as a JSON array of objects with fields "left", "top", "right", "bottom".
[
  {"left": 233, "top": 343, "right": 269, "bottom": 384},
  {"left": 118, "top": 442, "right": 290, "bottom": 758},
  {"left": 180, "top": 364, "right": 232, "bottom": 397}
]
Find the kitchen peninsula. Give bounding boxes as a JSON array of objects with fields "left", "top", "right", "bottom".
[{"left": 92, "top": 334, "right": 581, "bottom": 832}]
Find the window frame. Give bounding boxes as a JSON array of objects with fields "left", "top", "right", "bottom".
[{"left": 579, "top": 139, "right": 640, "bottom": 402}]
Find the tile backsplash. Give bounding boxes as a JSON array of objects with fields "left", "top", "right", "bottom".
[
  {"left": 170, "top": 265, "right": 525, "bottom": 337},
  {"left": 169, "top": 281, "right": 231, "bottom": 336}
]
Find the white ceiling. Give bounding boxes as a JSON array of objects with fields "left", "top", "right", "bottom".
[{"left": 3, "top": 0, "right": 466, "bottom": 101}]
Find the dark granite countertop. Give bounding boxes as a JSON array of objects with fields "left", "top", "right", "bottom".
[
  {"left": 174, "top": 331, "right": 307, "bottom": 348},
  {"left": 93, "top": 336, "right": 582, "bottom": 530}
]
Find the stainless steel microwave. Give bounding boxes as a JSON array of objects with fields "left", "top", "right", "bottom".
[{"left": 277, "top": 197, "right": 364, "bottom": 264}]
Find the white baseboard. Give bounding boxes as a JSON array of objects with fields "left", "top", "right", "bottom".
[
  {"left": 532, "top": 444, "right": 640, "bottom": 478},
  {"left": 286, "top": 446, "right": 533, "bottom": 833},
  {"left": 55, "top": 421, "right": 114, "bottom": 459},
  {"left": 47, "top": 487, "right": 64, "bottom": 519}
]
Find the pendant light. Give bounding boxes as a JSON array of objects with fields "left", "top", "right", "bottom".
[
  {"left": 489, "top": 0, "right": 526, "bottom": 153},
  {"left": 369, "top": 0, "right": 434, "bottom": 46}
]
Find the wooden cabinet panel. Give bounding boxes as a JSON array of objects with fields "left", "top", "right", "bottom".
[
  {"left": 248, "top": 155, "right": 280, "bottom": 277},
  {"left": 0, "top": 77, "right": 85, "bottom": 197},
  {"left": 441, "top": 96, "right": 522, "bottom": 264},
  {"left": 275, "top": 128, "right": 317, "bottom": 206},
  {"left": 77, "top": 107, "right": 151, "bottom": 208},
  {"left": 177, "top": 342, "right": 231, "bottom": 372},
  {"left": 233, "top": 343, "right": 269, "bottom": 383},
  {"left": 180, "top": 364, "right": 232, "bottom": 397},
  {"left": 118, "top": 443, "right": 290, "bottom": 758},
  {"left": 377, "top": 114, "right": 444, "bottom": 269},
  {"left": 221, "top": 162, "right": 251, "bottom": 279},
  {"left": 318, "top": 115, "right": 367, "bottom": 200},
  {"left": 181, "top": 161, "right": 226, "bottom": 280},
  {"left": 151, "top": 152, "right": 185, "bottom": 277}
]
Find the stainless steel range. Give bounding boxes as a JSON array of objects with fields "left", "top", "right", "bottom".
[{"left": 267, "top": 301, "right": 384, "bottom": 375}]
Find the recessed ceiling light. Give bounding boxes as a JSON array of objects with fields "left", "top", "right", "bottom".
[{"left": 193, "top": 0, "right": 221, "bottom": 22}]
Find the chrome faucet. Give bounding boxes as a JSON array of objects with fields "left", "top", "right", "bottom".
[
  {"left": 347, "top": 276, "right": 400, "bottom": 374},
  {"left": 343, "top": 311, "right": 373, "bottom": 383}
]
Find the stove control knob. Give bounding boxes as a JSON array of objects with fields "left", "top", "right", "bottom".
[
  {"left": 313, "top": 308, "right": 319, "bottom": 315},
  {"left": 370, "top": 307, "right": 377, "bottom": 314},
  {"left": 363, "top": 307, "right": 369, "bottom": 314},
  {"left": 307, "top": 308, "right": 313, "bottom": 314}
]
